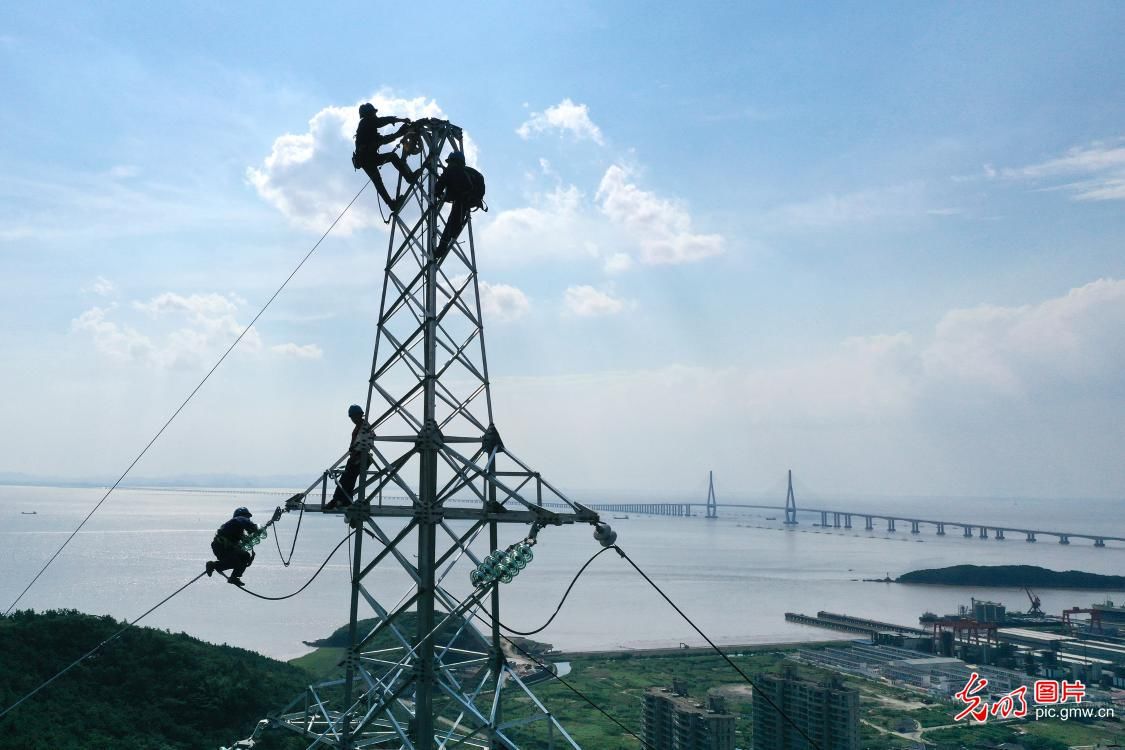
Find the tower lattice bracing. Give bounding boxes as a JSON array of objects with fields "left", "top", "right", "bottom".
[
  {"left": 784, "top": 469, "right": 798, "bottom": 526},
  {"left": 265, "top": 119, "right": 599, "bottom": 750},
  {"left": 705, "top": 471, "right": 718, "bottom": 519}
]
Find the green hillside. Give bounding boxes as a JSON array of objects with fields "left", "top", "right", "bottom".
[{"left": 0, "top": 610, "right": 308, "bottom": 750}]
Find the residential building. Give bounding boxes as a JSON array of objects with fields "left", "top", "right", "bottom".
[
  {"left": 752, "top": 668, "right": 859, "bottom": 750},
  {"left": 642, "top": 680, "right": 736, "bottom": 750}
]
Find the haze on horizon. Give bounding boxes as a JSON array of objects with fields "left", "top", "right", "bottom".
[{"left": 2, "top": 2, "right": 1124, "bottom": 501}]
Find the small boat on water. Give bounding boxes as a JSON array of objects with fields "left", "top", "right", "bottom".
[
  {"left": 20, "top": 511, "right": 37, "bottom": 515},
  {"left": 612, "top": 514, "right": 629, "bottom": 520}
]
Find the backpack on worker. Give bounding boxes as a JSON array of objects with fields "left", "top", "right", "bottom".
[{"left": 462, "top": 167, "right": 486, "bottom": 210}]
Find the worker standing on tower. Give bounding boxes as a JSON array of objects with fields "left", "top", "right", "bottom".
[
  {"left": 206, "top": 507, "right": 259, "bottom": 587},
  {"left": 324, "top": 404, "right": 375, "bottom": 510},
  {"left": 352, "top": 102, "right": 420, "bottom": 214},
  {"left": 434, "top": 150, "right": 485, "bottom": 261}
]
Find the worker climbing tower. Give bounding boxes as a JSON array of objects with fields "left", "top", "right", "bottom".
[{"left": 256, "top": 120, "right": 601, "bottom": 749}]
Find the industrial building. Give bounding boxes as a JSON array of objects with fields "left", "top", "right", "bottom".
[
  {"left": 751, "top": 668, "right": 859, "bottom": 750},
  {"left": 642, "top": 681, "right": 736, "bottom": 750}
]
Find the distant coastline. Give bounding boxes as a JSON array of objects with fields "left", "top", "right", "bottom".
[{"left": 897, "top": 564, "right": 1125, "bottom": 590}]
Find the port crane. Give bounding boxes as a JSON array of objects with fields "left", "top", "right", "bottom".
[{"left": 1025, "top": 587, "right": 1043, "bottom": 616}]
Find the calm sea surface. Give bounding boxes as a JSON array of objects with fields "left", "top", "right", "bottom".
[{"left": 1, "top": 486, "right": 1123, "bottom": 660}]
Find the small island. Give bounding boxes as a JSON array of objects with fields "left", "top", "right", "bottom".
[{"left": 897, "top": 564, "right": 1125, "bottom": 589}]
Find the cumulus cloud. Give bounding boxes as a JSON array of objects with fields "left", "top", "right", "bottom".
[
  {"left": 247, "top": 92, "right": 473, "bottom": 232},
  {"left": 72, "top": 291, "right": 267, "bottom": 369},
  {"left": 922, "top": 278, "right": 1125, "bottom": 393},
  {"left": 71, "top": 306, "right": 154, "bottom": 363},
  {"left": 595, "top": 165, "right": 723, "bottom": 264},
  {"left": 998, "top": 138, "right": 1125, "bottom": 202},
  {"left": 478, "top": 280, "right": 531, "bottom": 322},
  {"left": 494, "top": 279, "right": 1125, "bottom": 497},
  {"left": 564, "top": 285, "right": 628, "bottom": 317},
  {"left": 271, "top": 342, "right": 323, "bottom": 359},
  {"left": 482, "top": 184, "right": 601, "bottom": 265},
  {"left": 516, "top": 99, "right": 604, "bottom": 145}
]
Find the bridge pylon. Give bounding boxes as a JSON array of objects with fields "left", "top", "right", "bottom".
[
  {"left": 260, "top": 119, "right": 598, "bottom": 750},
  {"left": 784, "top": 469, "right": 798, "bottom": 525},
  {"left": 705, "top": 470, "right": 718, "bottom": 519}
]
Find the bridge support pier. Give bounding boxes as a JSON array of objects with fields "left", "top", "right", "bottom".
[
  {"left": 820, "top": 511, "right": 828, "bottom": 527},
  {"left": 844, "top": 514, "right": 852, "bottom": 529},
  {"left": 1095, "top": 538, "right": 1106, "bottom": 547},
  {"left": 979, "top": 527, "right": 989, "bottom": 539},
  {"left": 865, "top": 516, "right": 874, "bottom": 531},
  {"left": 936, "top": 523, "right": 945, "bottom": 536},
  {"left": 995, "top": 529, "right": 1005, "bottom": 540},
  {"left": 886, "top": 518, "right": 896, "bottom": 532},
  {"left": 910, "top": 520, "right": 920, "bottom": 534},
  {"left": 963, "top": 526, "right": 973, "bottom": 537},
  {"left": 1026, "top": 532, "right": 1036, "bottom": 542},
  {"left": 1059, "top": 535, "right": 1070, "bottom": 545},
  {"left": 833, "top": 512, "right": 841, "bottom": 528}
]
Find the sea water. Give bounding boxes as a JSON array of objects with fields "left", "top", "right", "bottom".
[{"left": 1, "top": 485, "right": 1122, "bottom": 660}]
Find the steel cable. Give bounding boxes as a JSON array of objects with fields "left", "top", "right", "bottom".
[
  {"left": 3, "top": 182, "right": 369, "bottom": 616},
  {"left": 612, "top": 545, "right": 823, "bottom": 750},
  {"left": 217, "top": 531, "right": 354, "bottom": 601},
  {"left": 0, "top": 571, "right": 207, "bottom": 719}
]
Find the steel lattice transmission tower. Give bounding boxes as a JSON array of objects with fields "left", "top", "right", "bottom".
[{"left": 265, "top": 119, "right": 600, "bottom": 750}]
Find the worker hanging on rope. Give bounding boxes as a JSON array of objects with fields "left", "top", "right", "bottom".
[
  {"left": 434, "top": 150, "right": 486, "bottom": 262},
  {"left": 323, "top": 404, "right": 375, "bottom": 510},
  {"left": 351, "top": 102, "right": 420, "bottom": 215},
  {"left": 206, "top": 507, "right": 260, "bottom": 587}
]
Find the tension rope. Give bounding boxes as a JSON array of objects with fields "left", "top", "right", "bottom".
[
  {"left": 3, "top": 183, "right": 369, "bottom": 616},
  {"left": 0, "top": 571, "right": 206, "bottom": 720}
]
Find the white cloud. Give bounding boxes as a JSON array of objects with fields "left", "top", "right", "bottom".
[
  {"left": 271, "top": 342, "right": 323, "bottom": 359},
  {"left": 493, "top": 279, "right": 1125, "bottom": 497},
  {"left": 72, "top": 291, "right": 265, "bottom": 369},
  {"left": 478, "top": 281, "right": 531, "bottom": 322},
  {"left": 922, "top": 278, "right": 1125, "bottom": 393},
  {"left": 482, "top": 184, "right": 600, "bottom": 265},
  {"left": 564, "top": 285, "right": 627, "bottom": 317},
  {"left": 71, "top": 306, "right": 154, "bottom": 363},
  {"left": 516, "top": 99, "right": 605, "bottom": 145},
  {"left": 86, "top": 276, "right": 116, "bottom": 297},
  {"left": 133, "top": 292, "right": 239, "bottom": 318},
  {"left": 998, "top": 139, "right": 1125, "bottom": 202},
  {"left": 595, "top": 165, "right": 723, "bottom": 264},
  {"left": 602, "top": 253, "right": 633, "bottom": 274},
  {"left": 247, "top": 92, "right": 474, "bottom": 232},
  {"left": 768, "top": 182, "right": 930, "bottom": 228}
]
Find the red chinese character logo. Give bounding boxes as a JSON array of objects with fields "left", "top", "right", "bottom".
[
  {"left": 1034, "top": 680, "right": 1060, "bottom": 704},
  {"left": 990, "top": 685, "right": 1028, "bottom": 719},
  {"left": 1060, "top": 680, "right": 1086, "bottom": 704},
  {"left": 955, "top": 672, "right": 990, "bottom": 722}
]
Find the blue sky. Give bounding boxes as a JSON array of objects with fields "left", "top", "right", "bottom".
[{"left": 2, "top": 2, "right": 1125, "bottom": 499}]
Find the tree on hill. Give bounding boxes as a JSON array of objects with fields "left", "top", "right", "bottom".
[{"left": 0, "top": 610, "right": 309, "bottom": 750}]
